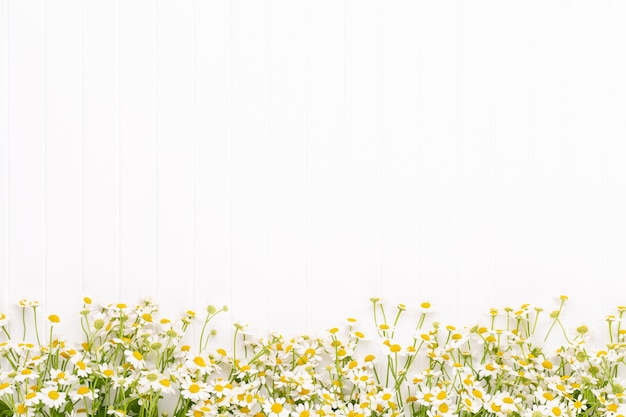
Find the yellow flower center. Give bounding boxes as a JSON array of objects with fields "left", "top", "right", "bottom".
[
  {"left": 189, "top": 384, "right": 200, "bottom": 394},
  {"left": 271, "top": 403, "right": 284, "bottom": 414},
  {"left": 77, "top": 386, "right": 90, "bottom": 395},
  {"left": 48, "top": 390, "right": 59, "bottom": 400}
]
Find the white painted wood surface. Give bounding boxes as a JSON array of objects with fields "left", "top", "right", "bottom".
[{"left": 1, "top": 0, "right": 626, "bottom": 344}]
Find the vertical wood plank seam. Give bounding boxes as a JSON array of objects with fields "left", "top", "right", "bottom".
[
  {"left": 604, "top": 1, "right": 609, "bottom": 297},
  {"left": 81, "top": 0, "right": 85, "bottom": 297},
  {"left": 415, "top": 1, "right": 423, "bottom": 292},
  {"left": 379, "top": 1, "right": 384, "bottom": 298},
  {"left": 528, "top": 0, "right": 534, "bottom": 301},
  {"left": 492, "top": 2, "right": 497, "bottom": 305},
  {"left": 117, "top": 0, "right": 121, "bottom": 300},
  {"left": 229, "top": 0, "right": 233, "bottom": 321},
  {"left": 43, "top": 0, "right": 48, "bottom": 316},
  {"left": 454, "top": 0, "right": 459, "bottom": 321},
  {"left": 5, "top": 0, "right": 10, "bottom": 318},
  {"left": 303, "top": 0, "right": 308, "bottom": 331},
  {"left": 191, "top": 0, "right": 197, "bottom": 342},
  {"left": 154, "top": 0, "right": 158, "bottom": 298},
  {"left": 341, "top": 0, "right": 346, "bottom": 318},
  {"left": 566, "top": 0, "right": 571, "bottom": 296},
  {"left": 267, "top": 0, "right": 271, "bottom": 328}
]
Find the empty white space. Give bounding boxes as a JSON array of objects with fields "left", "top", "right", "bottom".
[{"left": 1, "top": 0, "right": 626, "bottom": 345}]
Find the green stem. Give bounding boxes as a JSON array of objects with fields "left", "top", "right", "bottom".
[
  {"left": 32, "top": 306, "right": 41, "bottom": 346},
  {"left": 22, "top": 307, "right": 27, "bottom": 340}
]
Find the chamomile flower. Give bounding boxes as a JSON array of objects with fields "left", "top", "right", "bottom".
[
  {"left": 264, "top": 398, "right": 290, "bottom": 417},
  {"left": 15, "top": 368, "right": 39, "bottom": 383},
  {"left": 98, "top": 365, "right": 116, "bottom": 379},
  {"left": 349, "top": 369, "right": 375, "bottom": 389},
  {"left": 14, "top": 402, "right": 33, "bottom": 417},
  {"left": 546, "top": 400, "right": 567, "bottom": 417},
  {"left": 185, "top": 354, "right": 214, "bottom": 375},
  {"left": 50, "top": 368, "right": 78, "bottom": 385},
  {"left": 0, "top": 381, "right": 13, "bottom": 396},
  {"left": 73, "top": 360, "right": 93, "bottom": 377},
  {"left": 18, "top": 299, "right": 39, "bottom": 308},
  {"left": 69, "top": 385, "right": 98, "bottom": 402},
  {"left": 40, "top": 386, "right": 67, "bottom": 409},
  {"left": 569, "top": 394, "right": 588, "bottom": 413},
  {"left": 418, "top": 301, "right": 434, "bottom": 313},
  {"left": 124, "top": 349, "right": 145, "bottom": 368},
  {"left": 180, "top": 380, "right": 210, "bottom": 402},
  {"left": 292, "top": 402, "right": 314, "bottom": 417},
  {"left": 23, "top": 391, "right": 41, "bottom": 406}
]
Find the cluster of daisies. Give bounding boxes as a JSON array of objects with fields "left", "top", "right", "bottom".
[{"left": 0, "top": 296, "right": 625, "bottom": 417}]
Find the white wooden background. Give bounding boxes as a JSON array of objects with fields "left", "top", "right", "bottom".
[{"left": 1, "top": 0, "right": 626, "bottom": 345}]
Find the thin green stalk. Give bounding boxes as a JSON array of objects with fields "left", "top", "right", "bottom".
[{"left": 32, "top": 306, "right": 41, "bottom": 346}]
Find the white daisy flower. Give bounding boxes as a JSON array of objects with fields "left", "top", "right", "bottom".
[
  {"left": 40, "top": 386, "right": 67, "bottom": 409},
  {"left": 264, "top": 398, "right": 290, "bottom": 417},
  {"left": 23, "top": 391, "right": 41, "bottom": 406},
  {"left": 180, "top": 380, "right": 210, "bottom": 402},
  {"left": 0, "top": 381, "right": 13, "bottom": 396},
  {"left": 124, "top": 350, "right": 145, "bottom": 368},
  {"left": 69, "top": 385, "right": 98, "bottom": 402}
]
